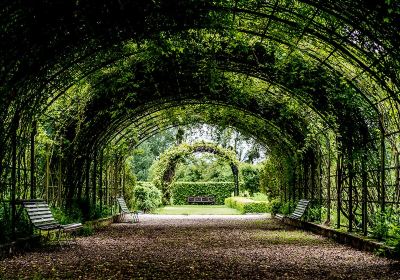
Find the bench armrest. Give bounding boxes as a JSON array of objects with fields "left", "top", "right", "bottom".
[{"left": 62, "top": 223, "right": 83, "bottom": 231}]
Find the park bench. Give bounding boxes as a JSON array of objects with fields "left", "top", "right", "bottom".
[
  {"left": 117, "top": 197, "right": 139, "bottom": 223},
  {"left": 22, "top": 199, "right": 82, "bottom": 245},
  {"left": 187, "top": 196, "right": 215, "bottom": 205},
  {"left": 275, "top": 199, "right": 310, "bottom": 220}
]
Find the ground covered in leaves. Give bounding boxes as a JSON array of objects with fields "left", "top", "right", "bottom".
[{"left": 1, "top": 215, "right": 399, "bottom": 279}]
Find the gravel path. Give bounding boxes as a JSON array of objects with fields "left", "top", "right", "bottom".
[{"left": 1, "top": 215, "right": 399, "bottom": 279}]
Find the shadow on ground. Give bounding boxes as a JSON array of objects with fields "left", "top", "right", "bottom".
[{"left": 1, "top": 216, "right": 399, "bottom": 279}]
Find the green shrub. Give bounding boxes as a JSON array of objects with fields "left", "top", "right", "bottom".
[
  {"left": 269, "top": 199, "right": 282, "bottom": 215},
  {"left": 306, "top": 205, "right": 327, "bottom": 223},
  {"left": 371, "top": 210, "right": 390, "bottom": 240},
  {"left": 89, "top": 205, "right": 112, "bottom": 220},
  {"left": 240, "top": 163, "right": 261, "bottom": 194},
  {"left": 52, "top": 207, "right": 79, "bottom": 225},
  {"left": 171, "top": 182, "right": 234, "bottom": 205},
  {"left": 371, "top": 209, "right": 400, "bottom": 239},
  {"left": 369, "top": 209, "right": 400, "bottom": 255},
  {"left": 61, "top": 198, "right": 110, "bottom": 222},
  {"left": 308, "top": 205, "right": 321, "bottom": 222},
  {"left": 387, "top": 222, "right": 400, "bottom": 254},
  {"left": 252, "top": 192, "right": 269, "bottom": 202},
  {"left": 243, "top": 201, "right": 270, "bottom": 213},
  {"left": 281, "top": 201, "right": 295, "bottom": 215},
  {"left": 133, "top": 183, "right": 162, "bottom": 212},
  {"left": 224, "top": 197, "right": 270, "bottom": 213}
]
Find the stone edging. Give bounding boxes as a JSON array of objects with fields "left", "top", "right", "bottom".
[{"left": 278, "top": 216, "right": 398, "bottom": 259}]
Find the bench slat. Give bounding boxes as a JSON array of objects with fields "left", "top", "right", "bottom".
[
  {"left": 26, "top": 208, "right": 53, "bottom": 214},
  {"left": 24, "top": 203, "right": 49, "bottom": 208},
  {"left": 30, "top": 214, "right": 54, "bottom": 220},
  {"left": 32, "top": 218, "right": 57, "bottom": 225},
  {"left": 26, "top": 208, "right": 52, "bottom": 213},
  {"left": 28, "top": 213, "right": 53, "bottom": 218}
]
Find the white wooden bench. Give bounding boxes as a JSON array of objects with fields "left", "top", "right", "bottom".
[
  {"left": 276, "top": 199, "right": 310, "bottom": 220},
  {"left": 22, "top": 199, "right": 82, "bottom": 246},
  {"left": 117, "top": 197, "right": 139, "bottom": 223}
]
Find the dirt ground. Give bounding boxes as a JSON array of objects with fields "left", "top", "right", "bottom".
[{"left": 1, "top": 215, "right": 399, "bottom": 279}]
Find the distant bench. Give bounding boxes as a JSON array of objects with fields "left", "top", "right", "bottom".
[
  {"left": 117, "top": 197, "right": 139, "bottom": 223},
  {"left": 276, "top": 199, "right": 310, "bottom": 220},
  {"left": 187, "top": 196, "right": 215, "bottom": 205}
]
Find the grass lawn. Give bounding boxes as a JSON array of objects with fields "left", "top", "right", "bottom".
[{"left": 154, "top": 205, "right": 242, "bottom": 215}]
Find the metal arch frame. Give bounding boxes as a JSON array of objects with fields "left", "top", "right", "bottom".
[
  {"left": 32, "top": 10, "right": 394, "bottom": 158},
  {"left": 2, "top": 1, "right": 397, "bottom": 118},
  {"left": 13, "top": 2, "right": 396, "bottom": 133},
  {"left": 75, "top": 54, "right": 350, "bottom": 155},
  {"left": 94, "top": 99, "right": 309, "bottom": 154}
]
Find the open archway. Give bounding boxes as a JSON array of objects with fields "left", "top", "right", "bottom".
[{"left": 151, "top": 141, "right": 240, "bottom": 203}]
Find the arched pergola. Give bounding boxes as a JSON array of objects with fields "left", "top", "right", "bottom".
[{"left": 1, "top": 0, "right": 400, "bottom": 240}]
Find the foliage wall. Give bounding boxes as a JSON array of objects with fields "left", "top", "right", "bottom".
[{"left": 224, "top": 197, "right": 270, "bottom": 214}]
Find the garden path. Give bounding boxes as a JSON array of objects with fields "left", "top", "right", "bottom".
[{"left": 1, "top": 215, "right": 399, "bottom": 279}]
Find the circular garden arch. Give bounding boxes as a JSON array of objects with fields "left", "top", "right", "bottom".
[
  {"left": 151, "top": 141, "right": 240, "bottom": 203},
  {"left": 1, "top": 0, "right": 400, "bottom": 240}
]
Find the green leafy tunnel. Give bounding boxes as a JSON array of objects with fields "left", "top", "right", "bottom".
[{"left": 1, "top": 0, "right": 400, "bottom": 239}]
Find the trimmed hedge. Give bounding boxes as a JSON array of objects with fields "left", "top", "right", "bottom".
[
  {"left": 171, "top": 182, "right": 235, "bottom": 205},
  {"left": 225, "top": 197, "right": 270, "bottom": 214}
]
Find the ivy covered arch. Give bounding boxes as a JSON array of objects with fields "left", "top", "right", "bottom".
[
  {"left": 2, "top": 0, "right": 400, "bottom": 240},
  {"left": 151, "top": 142, "right": 240, "bottom": 203}
]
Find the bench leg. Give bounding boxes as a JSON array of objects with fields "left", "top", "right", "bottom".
[
  {"left": 65, "top": 230, "right": 73, "bottom": 247},
  {"left": 66, "top": 231, "right": 76, "bottom": 247},
  {"left": 56, "top": 228, "right": 63, "bottom": 248},
  {"left": 131, "top": 212, "right": 139, "bottom": 223}
]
